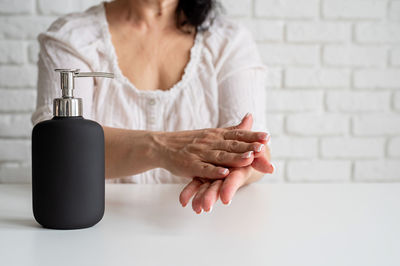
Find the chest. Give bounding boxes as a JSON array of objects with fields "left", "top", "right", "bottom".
[{"left": 110, "top": 29, "right": 195, "bottom": 91}]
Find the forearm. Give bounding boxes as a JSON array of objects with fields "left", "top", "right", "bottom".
[
  {"left": 103, "top": 120, "right": 267, "bottom": 180},
  {"left": 103, "top": 126, "right": 160, "bottom": 179}
]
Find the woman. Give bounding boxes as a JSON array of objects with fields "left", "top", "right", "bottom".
[{"left": 32, "top": 0, "right": 274, "bottom": 214}]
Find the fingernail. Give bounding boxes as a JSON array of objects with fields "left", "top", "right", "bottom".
[
  {"left": 243, "top": 112, "right": 251, "bottom": 119},
  {"left": 197, "top": 209, "right": 203, "bottom": 214},
  {"left": 270, "top": 163, "right": 275, "bottom": 173},
  {"left": 206, "top": 206, "right": 213, "bottom": 213},
  {"left": 219, "top": 168, "right": 229, "bottom": 175},
  {"left": 255, "top": 144, "right": 264, "bottom": 153},
  {"left": 241, "top": 151, "right": 253, "bottom": 159},
  {"left": 227, "top": 200, "right": 232, "bottom": 206},
  {"left": 258, "top": 132, "right": 269, "bottom": 140}
]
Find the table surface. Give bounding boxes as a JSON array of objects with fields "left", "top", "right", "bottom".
[{"left": 0, "top": 184, "right": 399, "bottom": 266}]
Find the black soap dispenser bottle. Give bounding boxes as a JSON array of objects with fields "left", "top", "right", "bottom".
[{"left": 32, "top": 69, "right": 113, "bottom": 229}]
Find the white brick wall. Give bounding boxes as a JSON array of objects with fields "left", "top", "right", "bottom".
[
  {"left": 321, "top": 137, "right": 385, "bottom": 158},
  {"left": 322, "top": 0, "right": 387, "bottom": 19},
  {"left": 286, "top": 22, "right": 351, "bottom": 43},
  {"left": 323, "top": 45, "right": 387, "bottom": 67},
  {"left": 0, "top": 0, "right": 399, "bottom": 183},
  {"left": 254, "top": 0, "right": 319, "bottom": 19},
  {"left": 326, "top": 91, "right": 390, "bottom": 112},
  {"left": 389, "top": 137, "right": 400, "bottom": 157},
  {"left": 287, "top": 160, "right": 352, "bottom": 182},
  {"left": 286, "top": 114, "right": 349, "bottom": 136}
]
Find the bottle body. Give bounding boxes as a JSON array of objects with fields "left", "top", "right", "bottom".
[{"left": 32, "top": 116, "right": 104, "bottom": 229}]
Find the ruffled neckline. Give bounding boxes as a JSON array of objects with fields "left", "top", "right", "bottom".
[{"left": 97, "top": 2, "right": 203, "bottom": 99}]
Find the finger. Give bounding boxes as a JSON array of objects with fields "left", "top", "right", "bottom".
[
  {"left": 192, "top": 162, "right": 230, "bottom": 179},
  {"left": 213, "top": 140, "right": 264, "bottom": 154},
  {"left": 253, "top": 143, "right": 265, "bottom": 157},
  {"left": 179, "top": 179, "right": 202, "bottom": 207},
  {"left": 200, "top": 150, "right": 254, "bottom": 168},
  {"left": 192, "top": 182, "right": 210, "bottom": 214},
  {"left": 252, "top": 142, "right": 274, "bottom": 173},
  {"left": 255, "top": 133, "right": 271, "bottom": 145},
  {"left": 220, "top": 167, "right": 252, "bottom": 205},
  {"left": 223, "top": 129, "right": 269, "bottom": 143},
  {"left": 202, "top": 180, "right": 223, "bottom": 212},
  {"left": 251, "top": 157, "right": 274, "bottom": 173},
  {"left": 226, "top": 113, "right": 253, "bottom": 131}
]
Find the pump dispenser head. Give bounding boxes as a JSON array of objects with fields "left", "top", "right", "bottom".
[{"left": 53, "top": 69, "right": 114, "bottom": 117}]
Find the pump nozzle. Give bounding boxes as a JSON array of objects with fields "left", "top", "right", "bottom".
[{"left": 54, "top": 69, "right": 114, "bottom": 117}]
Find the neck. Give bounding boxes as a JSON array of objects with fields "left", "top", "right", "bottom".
[{"left": 115, "top": 0, "right": 179, "bottom": 30}]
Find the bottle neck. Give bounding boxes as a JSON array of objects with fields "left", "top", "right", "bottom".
[{"left": 53, "top": 98, "right": 82, "bottom": 117}]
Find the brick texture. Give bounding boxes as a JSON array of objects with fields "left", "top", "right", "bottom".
[
  {"left": 391, "top": 48, "right": 400, "bottom": 66},
  {"left": 389, "top": 1, "right": 400, "bottom": 21},
  {"left": 354, "top": 69, "right": 400, "bottom": 89},
  {"left": 321, "top": 137, "right": 385, "bottom": 159},
  {"left": 236, "top": 19, "right": 284, "bottom": 42},
  {"left": 285, "top": 68, "right": 350, "bottom": 88},
  {"left": 286, "top": 114, "right": 349, "bottom": 136},
  {"left": 255, "top": 0, "right": 318, "bottom": 19},
  {"left": 322, "top": 0, "right": 386, "bottom": 19},
  {"left": 326, "top": 92, "right": 390, "bottom": 112},
  {"left": 395, "top": 92, "right": 400, "bottom": 111},
  {"left": 271, "top": 137, "right": 318, "bottom": 159},
  {"left": 220, "top": 0, "right": 252, "bottom": 17},
  {"left": 0, "top": 0, "right": 399, "bottom": 183},
  {"left": 0, "top": 114, "right": 32, "bottom": 138},
  {"left": 267, "top": 91, "right": 323, "bottom": 112},
  {"left": 323, "top": 45, "right": 387, "bottom": 67},
  {"left": 287, "top": 22, "right": 351, "bottom": 43},
  {"left": 388, "top": 137, "right": 400, "bottom": 157},
  {"left": 353, "top": 114, "right": 400, "bottom": 136},
  {"left": 0, "top": 41, "right": 27, "bottom": 64},
  {"left": 0, "top": 0, "right": 35, "bottom": 14},
  {"left": 356, "top": 23, "right": 400, "bottom": 44},
  {"left": 354, "top": 160, "right": 400, "bottom": 181}
]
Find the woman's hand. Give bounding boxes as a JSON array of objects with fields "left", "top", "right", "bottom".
[
  {"left": 153, "top": 115, "right": 268, "bottom": 179},
  {"left": 179, "top": 165, "right": 271, "bottom": 213},
  {"left": 234, "top": 113, "right": 273, "bottom": 173},
  {"left": 178, "top": 113, "right": 274, "bottom": 213},
  {"left": 179, "top": 143, "right": 274, "bottom": 213}
]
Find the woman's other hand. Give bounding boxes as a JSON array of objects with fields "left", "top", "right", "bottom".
[
  {"left": 153, "top": 115, "right": 268, "bottom": 179},
  {"left": 179, "top": 163, "right": 274, "bottom": 213},
  {"left": 231, "top": 113, "right": 273, "bottom": 173}
]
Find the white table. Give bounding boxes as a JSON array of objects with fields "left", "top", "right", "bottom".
[{"left": 0, "top": 184, "right": 399, "bottom": 266}]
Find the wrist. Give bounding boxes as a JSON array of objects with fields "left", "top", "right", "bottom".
[{"left": 146, "top": 131, "right": 168, "bottom": 169}]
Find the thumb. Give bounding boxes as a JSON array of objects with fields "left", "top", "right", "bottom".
[{"left": 227, "top": 113, "right": 253, "bottom": 130}]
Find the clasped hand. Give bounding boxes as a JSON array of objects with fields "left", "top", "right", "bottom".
[{"left": 166, "top": 113, "right": 274, "bottom": 214}]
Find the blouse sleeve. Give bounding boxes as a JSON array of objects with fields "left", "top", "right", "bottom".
[
  {"left": 31, "top": 35, "right": 95, "bottom": 126},
  {"left": 217, "top": 69, "right": 267, "bottom": 132},
  {"left": 215, "top": 24, "right": 268, "bottom": 132}
]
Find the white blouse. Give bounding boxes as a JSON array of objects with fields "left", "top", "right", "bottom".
[{"left": 32, "top": 3, "right": 268, "bottom": 184}]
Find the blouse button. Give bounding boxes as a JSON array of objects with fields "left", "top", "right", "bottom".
[{"left": 148, "top": 99, "right": 156, "bottom": 105}]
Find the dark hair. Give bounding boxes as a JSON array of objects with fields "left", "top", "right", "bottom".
[{"left": 176, "top": 0, "right": 218, "bottom": 31}]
